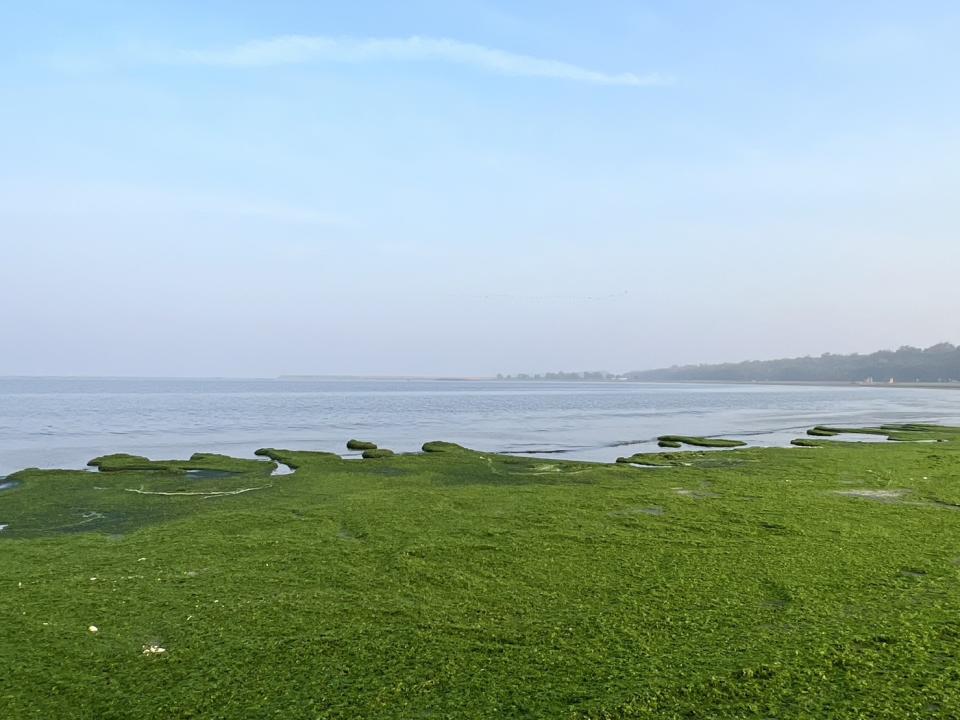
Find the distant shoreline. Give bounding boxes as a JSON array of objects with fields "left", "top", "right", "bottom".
[
  {"left": 641, "top": 380, "right": 960, "bottom": 390},
  {"left": 493, "top": 378, "right": 960, "bottom": 390},
  {"left": 6, "top": 376, "right": 960, "bottom": 390}
]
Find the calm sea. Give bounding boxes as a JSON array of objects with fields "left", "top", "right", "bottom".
[{"left": 1, "top": 377, "right": 959, "bottom": 475}]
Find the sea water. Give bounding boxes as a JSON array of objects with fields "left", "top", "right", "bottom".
[{"left": 1, "top": 377, "right": 959, "bottom": 475}]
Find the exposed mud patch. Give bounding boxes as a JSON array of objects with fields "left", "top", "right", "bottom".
[
  {"left": 929, "top": 499, "right": 960, "bottom": 511},
  {"left": 900, "top": 568, "right": 926, "bottom": 578},
  {"left": 673, "top": 488, "right": 720, "bottom": 499},
  {"left": 338, "top": 527, "right": 364, "bottom": 541},
  {"left": 610, "top": 506, "right": 665, "bottom": 517}
]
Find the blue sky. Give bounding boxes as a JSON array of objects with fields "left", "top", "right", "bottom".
[{"left": 3, "top": 1, "right": 959, "bottom": 376}]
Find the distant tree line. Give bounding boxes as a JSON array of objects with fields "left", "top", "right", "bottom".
[
  {"left": 625, "top": 343, "right": 960, "bottom": 383},
  {"left": 497, "top": 343, "right": 960, "bottom": 384}
]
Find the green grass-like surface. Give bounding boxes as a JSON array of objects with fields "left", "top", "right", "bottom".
[
  {"left": 346, "top": 439, "right": 377, "bottom": 451},
  {"left": 3, "top": 429, "right": 960, "bottom": 718},
  {"left": 809, "top": 424, "right": 960, "bottom": 443},
  {"left": 657, "top": 435, "right": 748, "bottom": 448},
  {"left": 657, "top": 439, "right": 683, "bottom": 448}
]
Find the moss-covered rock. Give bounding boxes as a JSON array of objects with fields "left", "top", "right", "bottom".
[
  {"left": 347, "top": 439, "right": 377, "bottom": 451},
  {"left": 87, "top": 453, "right": 150, "bottom": 469},
  {"left": 657, "top": 435, "right": 747, "bottom": 448},
  {"left": 422, "top": 441, "right": 468, "bottom": 453}
]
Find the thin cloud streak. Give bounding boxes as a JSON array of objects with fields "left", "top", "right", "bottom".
[
  {"left": 0, "top": 181, "right": 355, "bottom": 229},
  {"left": 172, "top": 35, "right": 671, "bottom": 87}
]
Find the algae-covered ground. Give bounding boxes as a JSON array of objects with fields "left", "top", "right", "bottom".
[{"left": 2, "top": 427, "right": 960, "bottom": 718}]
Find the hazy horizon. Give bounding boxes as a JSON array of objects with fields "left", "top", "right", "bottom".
[
  {"left": 2, "top": 339, "right": 957, "bottom": 381},
  {"left": 4, "top": 2, "right": 959, "bottom": 377}
]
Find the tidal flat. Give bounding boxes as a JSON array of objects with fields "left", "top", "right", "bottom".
[{"left": 2, "top": 429, "right": 960, "bottom": 718}]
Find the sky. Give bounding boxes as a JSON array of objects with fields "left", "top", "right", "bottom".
[{"left": 2, "top": 1, "right": 959, "bottom": 377}]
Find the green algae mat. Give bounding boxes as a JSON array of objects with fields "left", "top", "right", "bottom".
[{"left": 2, "top": 428, "right": 960, "bottom": 718}]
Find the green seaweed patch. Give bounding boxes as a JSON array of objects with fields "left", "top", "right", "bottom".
[
  {"left": 0, "top": 455, "right": 277, "bottom": 539},
  {"left": 346, "top": 439, "right": 377, "bottom": 451},
  {"left": 88, "top": 453, "right": 268, "bottom": 475},
  {"left": 87, "top": 453, "right": 151, "bottom": 469},
  {"left": 616, "top": 450, "right": 749, "bottom": 468},
  {"left": 616, "top": 453, "right": 677, "bottom": 466},
  {"left": 7, "top": 427, "right": 960, "bottom": 717},
  {"left": 812, "top": 425, "right": 889, "bottom": 436},
  {"left": 882, "top": 423, "right": 960, "bottom": 434},
  {"left": 658, "top": 439, "right": 683, "bottom": 448},
  {"left": 792, "top": 438, "right": 826, "bottom": 447},
  {"left": 880, "top": 423, "right": 960, "bottom": 442},
  {"left": 657, "top": 435, "right": 747, "bottom": 448},
  {"left": 422, "top": 441, "right": 469, "bottom": 453},
  {"left": 808, "top": 424, "right": 960, "bottom": 443},
  {"left": 255, "top": 448, "right": 342, "bottom": 469},
  {"left": 361, "top": 448, "right": 395, "bottom": 459}
]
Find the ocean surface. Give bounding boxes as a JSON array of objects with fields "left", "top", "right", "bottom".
[{"left": 2, "top": 377, "right": 960, "bottom": 475}]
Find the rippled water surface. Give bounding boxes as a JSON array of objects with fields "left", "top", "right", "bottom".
[{"left": 1, "top": 377, "right": 959, "bottom": 474}]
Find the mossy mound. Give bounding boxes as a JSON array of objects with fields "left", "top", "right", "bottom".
[
  {"left": 361, "top": 448, "right": 395, "bottom": 459},
  {"left": 808, "top": 424, "right": 960, "bottom": 443},
  {"left": 811, "top": 425, "right": 888, "bottom": 437},
  {"left": 616, "top": 450, "right": 751, "bottom": 468},
  {"left": 87, "top": 452, "right": 269, "bottom": 475},
  {"left": 658, "top": 439, "right": 683, "bottom": 448},
  {"left": 87, "top": 453, "right": 150, "bottom": 469},
  {"left": 347, "top": 439, "right": 378, "bottom": 451},
  {"left": 422, "top": 441, "right": 468, "bottom": 453},
  {"left": 657, "top": 435, "right": 747, "bottom": 448},
  {"left": 255, "top": 448, "right": 341, "bottom": 468}
]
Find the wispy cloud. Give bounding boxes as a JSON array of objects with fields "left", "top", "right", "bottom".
[
  {"left": 0, "top": 180, "right": 355, "bottom": 229},
  {"left": 169, "top": 35, "right": 670, "bottom": 87}
]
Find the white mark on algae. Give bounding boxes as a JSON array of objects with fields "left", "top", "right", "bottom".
[
  {"left": 836, "top": 489, "right": 905, "bottom": 500},
  {"left": 142, "top": 645, "right": 167, "bottom": 655},
  {"left": 124, "top": 484, "right": 271, "bottom": 498}
]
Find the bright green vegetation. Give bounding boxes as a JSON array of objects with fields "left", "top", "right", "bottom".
[
  {"left": 88, "top": 452, "right": 267, "bottom": 474},
  {"left": 256, "top": 448, "right": 341, "bottom": 469},
  {"left": 3, "top": 430, "right": 960, "bottom": 718},
  {"left": 657, "top": 434, "right": 748, "bottom": 448},
  {"left": 422, "top": 440, "right": 468, "bottom": 453},
  {"left": 361, "top": 448, "right": 395, "bottom": 459},
  {"left": 808, "top": 426, "right": 890, "bottom": 437},
  {"left": 809, "top": 424, "right": 960, "bottom": 442},
  {"left": 615, "top": 449, "right": 755, "bottom": 468},
  {"left": 346, "top": 439, "right": 378, "bottom": 451}
]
